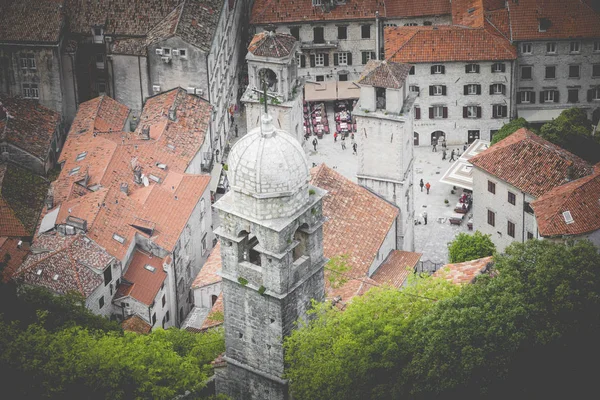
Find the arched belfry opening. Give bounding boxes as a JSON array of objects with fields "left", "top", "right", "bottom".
[
  {"left": 237, "top": 230, "right": 262, "bottom": 267},
  {"left": 258, "top": 68, "right": 278, "bottom": 93},
  {"left": 293, "top": 223, "right": 310, "bottom": 261}
]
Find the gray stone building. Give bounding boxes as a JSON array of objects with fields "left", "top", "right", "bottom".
[
  {"left": 213, "top": 112, "right": 327, "bottom": 399},
  {"left": 250, "top": 0, "right": 452, "bottom": 82}
]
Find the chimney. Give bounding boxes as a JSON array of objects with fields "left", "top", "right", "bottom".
[
  {"left": 45, "top": 194, "right": 54, "bottom": 209},
  {"left": 141, "top": 125, "right": 150, "bottom": 140},
  {"left": 133, "top": 166, "right": 142, "bottom": 184},
  {"left": 129, "top": 115, "right": 138, "bottom": 131},
  {"left": 120, "top": 182, "right": 129, "bottom": 195},
  {"left": 168, "top": 106, "right": 177, "bottom": 121}
]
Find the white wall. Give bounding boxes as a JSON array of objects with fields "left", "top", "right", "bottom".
[
  {"left": 367, "top": 219, "right": 397, "bottom": 277},
  {"left": 193, "top": 281, "right": 222, "bottom": 309}
]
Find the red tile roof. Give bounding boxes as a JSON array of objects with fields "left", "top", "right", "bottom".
[
  {"left": 201, "top": 292, "right": 224, "bottom": 330},
  {"left": 122, "top": 315, "right": 152, "bottom": 334},
  {"left": 248, "top": 32, "right": 297, "bottom": 58},
  {"left": 0, "top": 95, "right": 60, "bottom": 159},
  {"left": 357, "top": 60, "right": 412, "bottom": 89},
  {"left": 250, "top": 0, "right": 451, "bottom": 24},
  {"left": 485, "top": 8, "right": 511, "bottom": 39},
  {"left": 15, "top": 233, "right": 113, "bottom": 297},
  {"left": 371, "top": 250, "right": 422, "bottom": 288},
  {"left": 507, "top": 0, "right": 600, "bottom": 41},
  {"left": 531, "top": 165, "right": 600, "bottom": 238},
  {"left": 0, "top": 237, "right": 30, "bottom": 282},
  {"left": 385, "top": 24, "right": 517, "bottom": 63},
  {"left": 470, "top": 128, "right": 593, "bottom": 198},
  {"left": 452, "top": 0, "right": 485, "bottom": 28},
  {"left": 0, "top": 196, "right": 29, "bottom": 237},
  {"left": 0, "top": 0, "right": 64, "bottom": 43},
  {"left": 434, "top": 256, "right": 493, "bottom": 284},
  {"left": 310, "top": 164, "right": 399, "bottom": 300},
  {"left": 121, "top": 250, "right": 166, "bottom": 306},
  {"left": 192, "top": 242, "right": 222, "bottom": 288}
]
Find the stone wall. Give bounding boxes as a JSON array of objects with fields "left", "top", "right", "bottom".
[{"left": 111, "top": 54, "right": 150, "bottom": 117}]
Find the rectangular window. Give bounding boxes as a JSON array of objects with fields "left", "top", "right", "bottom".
[
  {"left": 468, "top": 130, "right": 480, "bottom": 143},
  {"left": 524, "top": 201, "right": 534, "bottom": 214},
  {"left": 313, "top": 27, "right": 324, "bottom": 44},
  {"left": 488, "top": 180, "right": 496, "bottom": 194},
  {"left": 165, "top": 310, "right": 170, "bottom": 322},
  {"left": 179, "top": 48, "right": 187, "bottom": 58},
  {"left": 152, "top": 313, "right": 157, "bottom": 326},
  {"left": 492, "top": 104, "right": 507, "bottom": 118},
  {"left": 490, "top": 83, "right": 505, "bottom": 95},
  {"left": 163, "top": 48, "right": 171, "bottom": 56},
  {"left": 508, "top": 191, "right": 516, "bottom": 205},
  {"left": 545, "top": 66, "right": 556, "bottom": 79},
  {"left": 290, "top": 26, "right": 300, "bottom": 40},
  {"left": 519, "top": 91, "right": 532, "bottom": 103},
  {"left": 522, "top": 43, "right": 532, "bottom": 54},
  {"left": 465, "top": 84, "right": 480, "bottom": 95},
  {"left": 20, "top": 54, "right": 36, "bottom": 69},
  {"left": 491, "top": 63, "right": 505, "bottom": 73},
  {"left": 527, "top": 231, "right": 534, "bottom": 240},
  {"left": 431, "top": 85, "right": 444, "bottom": 95},
  {"left": 361, "top": 25, "right": 371, "bottom": 39},
  {"left": 409, "top": 85, "right": 419, "bottom": 93},
  {"left": 162, "top": 294, "right": 166, "bottom": 307},
  {"left": 569, "top": 65, "right": 580, "bottom": 78},
  {"left": 546, "top": 42, "right": 557, "bottom": 53},
  {"left": 22, "top": 83, "right": 39, "bottom": 99},
  {"left": 465, "top": 63, "right": 480, "bottom": 73},
  {"left": 507, "top": 221, "right": 515, "bottom": 238},
  {"left": 69, "top": 166, "right": 80, "bottom": 175},
  {"left": 337, "top": 52, "right": 349, "bottom": 66},
  {"left": 592, "top": 64, "right": 600, "bottom": 77},
  {"left": 338, "top": 74, "right": 348, "bottom": 81},
  {"left": 338, "top": 26, "right": 347, "bottom": 40},
  {"left": 542, "top": 90, "right": 556, "bottom": 102},
  {"left": 409, "top": 65, "right": 415, "bottom": 75},
  {"left": 99, "top": 296, "right": 104, "bottom": 309},
  {"left": 414, "top": 106, "right": 421, "bottom": 119},
  {"left": 103, "top": 267, "right": 112, "bottom": 286},
  {"left": 590, "top": 88, "right": 600, "bottom": 101},
  {"left": 431, "top": 64, "right": 445, "bottom": 74},
  {"left": 487, "top": 210, "right": 496, "bottom": 226},
  {"left": 570, "top": 41, "right": 580, "bottom": 53},
  {"left": 568, "top": 88, "right": 579, "bottom": 103},
  {"left": 595, "top": 41, "right": 600, "bottom": 52},
  {"left": 466, "top": 105, "right": 479, "bottom": 118},
  {"left": 315, "top": 53, "right": 325, "bottom": 67},
  {"left": 432, "top": 105, "right": 445, "bottom": 118},
  {"left": 361, "top": 51, "right": 376, "bottom": 65},
  {"left": 521, "top": 65, "right": 532, "bottom": 80},
  {"left": 316, "top": 75, "right": 324, "bottom": 82},
  {"left": 112, "top": 233, "right": 125, "bottom": 244}
]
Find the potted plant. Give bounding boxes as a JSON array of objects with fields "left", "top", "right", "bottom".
[{"left": 444, "top": 199, "right": 450, "bottom": 206}]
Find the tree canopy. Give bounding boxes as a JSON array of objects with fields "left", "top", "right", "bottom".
[
  {"left": 284, "top": 239, "right": 600, "bottom": 400},
  {"left": 490, "top": 118, "right": 530, "bottom": 145},
  {"left": 447, "top": 231, "right": 496, "bottom": 263}
]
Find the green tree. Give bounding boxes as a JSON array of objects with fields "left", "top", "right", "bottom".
[
  {"left": 447, "top": 231, "right": 496, "bottom": 263},
  {"left": 538, "top": 107, "right": 600, "bottom": 162},
  {"left": 324, "top": 254, "right": 352, "bottom": 289},
  {"left": 490, "top": 118, "right": 530, "bottom": 145}
]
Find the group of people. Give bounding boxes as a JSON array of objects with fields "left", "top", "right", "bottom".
[{"left": 436, "top": 141, "right": 470, "bottom": 162}]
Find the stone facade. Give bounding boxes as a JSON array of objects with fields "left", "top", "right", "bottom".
[{"left": 409, "top": 60, "right": 514, "bottom": 146}]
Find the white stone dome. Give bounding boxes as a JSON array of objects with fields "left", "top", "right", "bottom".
[{"left": 227, "top": 114, "right": 310, "bottom": 219}]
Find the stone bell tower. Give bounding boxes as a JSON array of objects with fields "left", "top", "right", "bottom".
[
  {"left": 213, "top": 111, "right": 327, "bottom": 400},
  {"left": 242, "top": 31, "right": 304, "bottom": 145}
]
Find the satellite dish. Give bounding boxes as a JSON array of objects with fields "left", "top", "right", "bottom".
[{"left": 142, "top": 176, "right": 149, "bottom": 187}]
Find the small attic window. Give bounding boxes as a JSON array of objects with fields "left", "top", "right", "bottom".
[
  {"left": 112, "top": 233, "right": 125, "bottom": 244},
  {"left": 69, "top": 166, "right": 81, "bottom": 176},
  {"left": 467, "top": 7, "right": 475, "bottom": 13},
  {"left": 149, "top": 174, "right": 161, "bottom": 183},
  {"left": 156, "top": 163, "right": 167, "bottom": 170},
  {"left": 167, "top": 144, "right": 176, "bottom": 151},
  {"left": 144, "top": 265, "right": 156, "bottom": 273},
  {"left": 539, "top": 18, "right": 551, "bottom": 32},
  {"left": 52, "top": 274, "right": 59, "bottom": 281},
  {"left": 36, "top": 269, "right": 43, "bottom": 276},
  {"left": 76, "top": 151, "right": 87, "bottom": 161},
  {"left": 562, "top": 211, "right": 574, "bottom": 224}
]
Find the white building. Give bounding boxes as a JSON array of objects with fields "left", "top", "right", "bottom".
[
  {"left": 469, "top": 128, "right": 593, "bottom": 252},
  {"left": 250, "top": 0, "right": 453, "bottom": 82}
]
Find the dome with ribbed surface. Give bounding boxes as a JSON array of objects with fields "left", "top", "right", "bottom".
[{"left": 227, "top": 114, "right": 310, "bottom": 219}]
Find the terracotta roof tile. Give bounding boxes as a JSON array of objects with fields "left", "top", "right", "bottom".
[
  {"left": 0, "top": 95, "right": 60, "bottom": 159},
  {"left": 121, "top": 250, "right": 166, "bottom": 305},
  {"left": 122, "top": 315, "right": 152, "bottom": 334},
  {"left": 485, "top": 8, "right": 511, "bottom": 39},
  {"left": 452, "top": 0, "right": 485, "bottom": 27},
  {"left": 385, "top": 24, "right": 517, "bottom": 63},
  {"left": 0, "top": 196, "right": 29, "bottom": 237},
  {"left": 508, "top": 0, "right": 600, "bottom": 41},
  {"left": 434, "top": 256, "right": 493, "bottom": 284},
  {"left": 251, "top": 0, "right": 451, "bottom": 25},
  {"left": 371, "top": 250, "right": 422, "bottom": 288},
  {"left": 0, "top": 237, "right": 30, "bottom": 282},
  {"left": 531, "top": 165, "right": 600, "bottom": 237},
  {"left": 192, "top": 242, "right": 222, "bottom": 288},
  {"left": 470, "top": 128, "right": 593, "bottom": 197},
  {"left": 248, "top": 32, "right": 297, "bottom": 58},
  {"left": 0, "top": 0, "right": 64, "bottom": 43},
  {"left": 15, "top": 233, "right": 113, "bottom": 297},
  {"left": 174, "top": 0, "right": 221, "bottom": 52},
  {"left": 201, "top": 292, "right": 223, "bottom": 330},
  {"left": 357, "top": 60, "right": 411, "bottom": 89}
]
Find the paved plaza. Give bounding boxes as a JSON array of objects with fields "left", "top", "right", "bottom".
[{"left": 221, "top": 107, "right": 471, "bottom": 265}]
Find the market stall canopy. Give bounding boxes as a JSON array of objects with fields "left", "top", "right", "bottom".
[
  {"left": 439, "top": 139, "right": 490, "bottom": 191},
  {"left": 337, "top": 81, "right": 361, "bottom": 100},
  {"left": 517, "top": 108, "right": 569, "bottom": 123},
  {"left": 304, "top": 81, "right": 337, "bottom": 102}
]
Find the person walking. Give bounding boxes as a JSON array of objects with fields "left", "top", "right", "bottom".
[
  {"left": 312, "top": 138, "right": 318, "bottom": 151},
  {"left": 423, "top": 211, "right": 428, "bottom": 225},
  {"left": 442, "top": 139, "right": 447, "bottom": 149},
  {"left": 432, "top": 139, "right": 437, "bottom": 152},
  {"left": 341, "top": 136, "right": 346, "bottom": 150},
  {"left": 419, "top": 179, "right": 424, "bottom": 192},
  {"left": 449, "top": 149, "right": 456, "bottom": 162},
  {"left": 442, "top": 149, "right": 447, "bottom": 160},
  {"left": 230, "top": 114, "right": 234, "bottom": 126},
  {"left": 425, "top": 182, "right": 431, "bottom": 194},
  {"left": 352, "top": 142, "right": 357, "bottom": 155},
  {"left": 463, "top": 142, "right": 468, "bottom": 151},
  {"left": 234, "top": 124, "right": 238, "bottom": 137},
  {"left": 334, "top": 132, "right": 338, "bottom": 142}
]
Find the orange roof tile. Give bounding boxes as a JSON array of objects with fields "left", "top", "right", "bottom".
[
  {"left": 0, "top": 237, "right": 30, "bottom": 283},
  {"left": 248, "top": 32, "right": 297, "bottom": 58},
  {"left": 0, "top": 196, "right": 29, "bottom": 237},
  {"left": 371, "top": 250, "right": 422, "bottom": 288},
  {"left": 310, "top": 164, "right": 399, "bottom": 300},
  {"left": 357, "top": 60, "right": 412, "bottom": 89},
  {"left": 201, "top": 293, "right": 224, "bottom": 330},
  {"left": 434, "top": 256, "right": 493, "bottom": 284},
  {"left": 531, "top": 166, "right": 600, "bottom": 237},
  {"left": 508, "top": 0, "right": 600, "bottom": 41},
  {"left": 192, "top": 242, "right": 222, "bottom": 288},
  {"left": 470, "top": 128, "right": 593, "bottom": 198},
  {"left": 122, "top": 250, "right": 166, "bottom": 306},
  {"left": 122, "top": 315, "right": 152, "bottom": 334},
  {"left": 0, "top": 0, "right": 64, "bottom": 43},
  {"left": 452, "top": 0, "right": 485, "bottom": 28},
  {"left": 485, "top": 8, "right": 511, "bottom": 39}
]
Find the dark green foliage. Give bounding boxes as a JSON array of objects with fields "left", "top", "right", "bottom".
[
  {"left": 538, "top": 108, "right": 600, "bottom": 163},
  {"left": 285, "top": 240, "right": 600, "bottom": 400},
  {"left": 447, "top": 231, "right": 496, "bottom": 263},
  {"left": 490, "top": 118, "right": 531, "bottom": 145}
]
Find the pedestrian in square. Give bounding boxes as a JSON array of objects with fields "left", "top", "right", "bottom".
[
  {"left": 230, "top": 114, "right": 234, "bottom": 125},
  {"left": 334, "top": 131, "right": 338, "bottom": 142},
  {"left": 341, "top": 136, "right": 346, "bottom": 150},
  {"left": 312, "top": 138, "right": 318, "bottom": 151},
  {"left": 234, "top": 124, "right": 238, "bottom": 137},
  {"left": 463, "top": 142, "right": 468, "bottom": 151},
  {"left": 449, "top": 149, "right": 456, "bottom": 162},
  {"left": 352, "top": 142, "right": 357, "bottom": 155},
  {"left": 425, "top": 182, "right": 431, "bottom": 194},
  {"left": 442, "top": 149, "right": 447, "bottom": 160},
  {"left": 419, "top": 179, "right": 424, "bottom": 192},
  {"left": 423, "top": 211, "right": 428, "bottom": 225},
  {"left": 432, "top": 139, "right": 437, "bottom": 152}
]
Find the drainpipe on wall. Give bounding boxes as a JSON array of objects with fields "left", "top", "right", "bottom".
[
  {"left": 138, "top": 56, "right": 144, "bottom": 110},
  {"left": 375, "top": 11, "right": 380, "bottom": 60}
]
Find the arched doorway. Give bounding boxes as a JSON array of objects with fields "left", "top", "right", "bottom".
[
  {"left": 414, "top": 131, "right": 419, "bottom": 146},
  {"left": 431, "top": 131, "right": 445, "bottom": 145}
]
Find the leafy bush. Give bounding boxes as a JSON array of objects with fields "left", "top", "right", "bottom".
[{"left": 447, "top": 231, "right": 496, "bottom": 263}]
